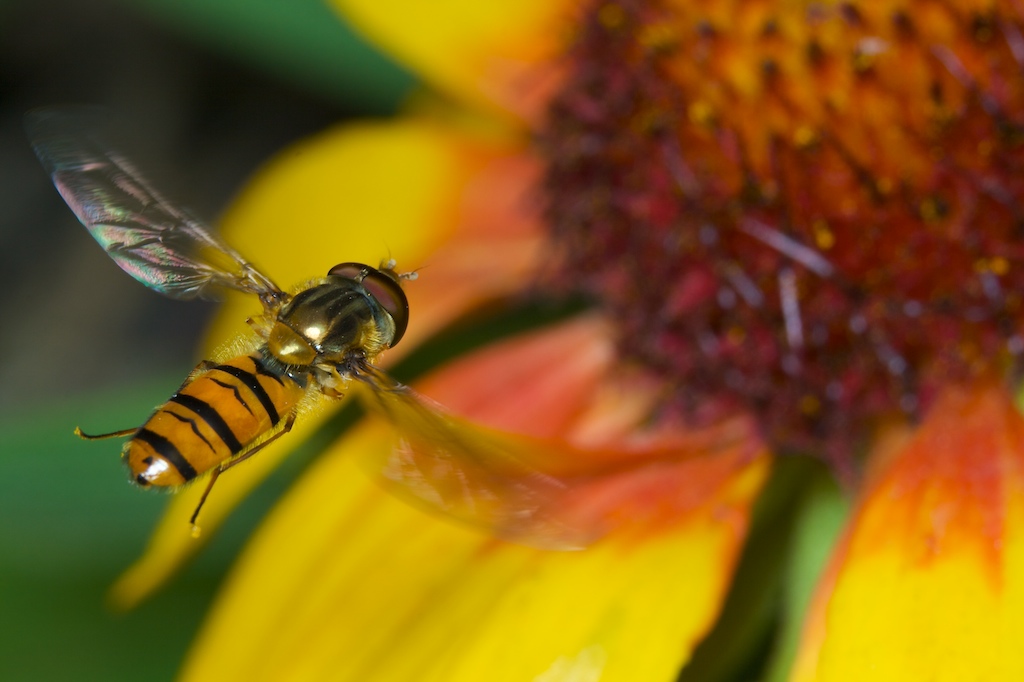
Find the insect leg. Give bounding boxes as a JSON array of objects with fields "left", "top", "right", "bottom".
[
  {"left": 75, "top": 361, "right": 219, "bottom": 441},
  {"left": 74, "top": 426, "right": 138, "bottom": 439},
  {"left": 188, "top": 411, "right": 298, "bottom": 537}
]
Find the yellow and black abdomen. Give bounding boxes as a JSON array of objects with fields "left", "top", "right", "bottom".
[{"left": 123, "top": 354, "right": 306, "bottom": 487}]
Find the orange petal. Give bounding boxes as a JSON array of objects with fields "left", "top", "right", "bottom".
[
  {"left": 180, "top": 318, "right": 770, "bottom": 680},
  {"left": 791, "top": 381, "right": 1024, "bottom": 681},
  {"left": 110, "top": 117, "right": 544, "bottom": 608},
  {"left": 331, "top": 0, "right": 576, "bottom": 122}
]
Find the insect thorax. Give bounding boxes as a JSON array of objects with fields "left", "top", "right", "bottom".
[{"left": 266, "top": 278, "right": 396, "bottom": 367}]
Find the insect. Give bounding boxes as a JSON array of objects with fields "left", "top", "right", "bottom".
[{"left": 27, "top": 107, "right": 589, "bottom": 549}]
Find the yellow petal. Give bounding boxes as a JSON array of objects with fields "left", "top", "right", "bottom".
[
  {"left": 331, "top": 0, "right": 575, "bottom": 122},
  {"left": 183, "top": 436, "right": 767, "bottom": 682},
  {"left": 791, "top": 381, "right": 1024, "bottom": 681},
  {"left": 110, "top": 116, "right": 544, "bottom": 608},
  {"left": 180, "top": 319, "right": 771, "bottom": 680}
]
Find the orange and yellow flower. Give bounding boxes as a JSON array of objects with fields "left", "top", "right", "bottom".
[{"left": 116, "top": 1, "right": 1024, "bottom": 680}]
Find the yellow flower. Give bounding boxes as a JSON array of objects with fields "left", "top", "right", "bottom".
[
  {"left": 111, "top": 103, "right": 768, "bottom": 680},
  {"left": 114, "top": 1, "right": 1024, "bottom": 680}
]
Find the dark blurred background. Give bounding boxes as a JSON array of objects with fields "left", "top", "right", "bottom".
[
  {"left": 0, "top": 2, "right": 414, "bottom": 679},
  {"left": 0, "top": 0, "right": 414, "bottom": 413}
]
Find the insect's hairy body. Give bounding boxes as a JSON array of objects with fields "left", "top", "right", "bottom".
[{"left": 129, "top": 274, "right": 399, "bottom": 487}]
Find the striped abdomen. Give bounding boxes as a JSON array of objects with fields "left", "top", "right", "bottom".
[{"left": 123, "top": 354, "right": 306, "bottom": 487}]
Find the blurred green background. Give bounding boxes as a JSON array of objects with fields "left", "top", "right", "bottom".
[{"left": 0, "top": 0, "right": 413, "bottom": 678}]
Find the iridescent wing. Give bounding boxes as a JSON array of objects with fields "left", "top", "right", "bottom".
[
  {"left": 351, "top": 364, "right": 598, "bottom": 550},
  {"left": 26, "top": 107, "right": 282, "bottom": 303}
]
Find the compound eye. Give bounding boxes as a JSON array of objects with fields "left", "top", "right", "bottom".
[
  {"left": 361, "top": 268, "right": 410, "bottom": 347},
  {"left": 327, "top": 262, "right": 369, "bottom": 280},
  {"left": 327, "top": 261, "right": 410, "bottom": 346}
]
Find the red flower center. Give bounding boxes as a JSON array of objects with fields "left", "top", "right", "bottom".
[{"left": 540, "top": 0, "right": 1024, "bottom": 461}]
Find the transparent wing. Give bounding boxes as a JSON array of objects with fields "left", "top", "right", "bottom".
[
  {"left": 26, "top": 106, "right": 282, "bottom": 302},
  {"left": 352, "top": 365, "right": 597, "bottom": 550}
]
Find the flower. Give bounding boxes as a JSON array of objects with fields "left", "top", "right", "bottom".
[
  {"left": 115, "top": 1, "right": 1024, "bottom": 680},
  {"left": 790, "top": 381, "right": 1024, "bottom": 680}
]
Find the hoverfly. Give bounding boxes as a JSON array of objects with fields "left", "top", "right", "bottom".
[{"left": 27, "top": 107, "right": 588, "bottom": 549}]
